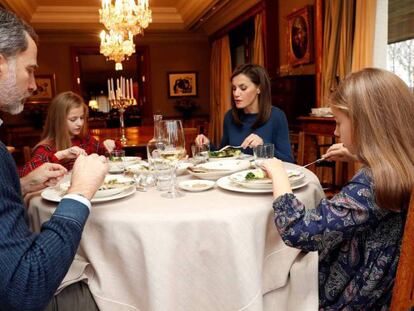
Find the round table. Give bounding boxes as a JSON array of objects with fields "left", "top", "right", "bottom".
[{"left": 29, "top": 162, "right": 325, "bottom": 311}]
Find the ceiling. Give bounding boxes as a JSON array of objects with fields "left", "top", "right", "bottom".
[{"left": 0, "top": 0, "right": 261, "bottom": 38}]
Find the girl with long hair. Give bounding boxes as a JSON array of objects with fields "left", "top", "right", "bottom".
[
  {"left": 195, "top": 63, "right": 293, "bottom": 162},
  {"left": 19, "top": 91, "right": 117, "bottom": 176},
  {"left": 262, "top": 68, "right": 414, "bottom": 309}
]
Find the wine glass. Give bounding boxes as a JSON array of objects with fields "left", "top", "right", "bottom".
[{"left": 157, "top": 120, "right": 186, "bottom": 198}]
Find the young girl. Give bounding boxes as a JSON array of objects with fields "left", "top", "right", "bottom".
[
  {"left": 19, "top": 91, "right": 117, "bottom": 177},
  {"left": 262, "top": 68, "right": 414, "bottom": 309},
  {"left": 195, "top": 64, "right": 293, "bottom": 162}
]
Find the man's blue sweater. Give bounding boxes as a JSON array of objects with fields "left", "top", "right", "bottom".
[
  {"left": 0, "top": 141, "right": 90, "bottom": 311},
  {"left": 220, "top": 107, "right": 294, "bottom": 163}
]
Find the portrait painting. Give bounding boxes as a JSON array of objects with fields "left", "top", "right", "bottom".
[
  {"left": 287, "top": 6, "right": 313, "bottom": 66},
  {"left": 168, "top": 72, "right": 197, "bottom": 97},
  {"left": 27, "top": 74, "right": 56, "bottom": 103}
]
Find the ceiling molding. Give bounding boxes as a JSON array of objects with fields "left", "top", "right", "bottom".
[
  {"left": 0, "top": 0, "right": 37, "bottom": 21},
  {"left": 201, "top": 0, "right": 261, "bottom": 35}
]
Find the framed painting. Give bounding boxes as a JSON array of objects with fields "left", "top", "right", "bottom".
[
  {"left": 27, "top": 74, "right": 56, "bottom": 103},
  {"left": 287, "top": 5, "right": 313, "bottom": 67},
  {"left": 167, "top": 72, "right": 198, "bottom": 97}
]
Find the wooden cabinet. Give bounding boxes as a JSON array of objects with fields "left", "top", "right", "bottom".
[{"left": 271, "top": 75, "right": 315, "bottom": 130}]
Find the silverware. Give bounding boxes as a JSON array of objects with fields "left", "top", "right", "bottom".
[
  {"left": 302, "top": 158, "right": 324, "bottom": 168},
  {"left": 217, "top": 145, "right": 242, "bottom": 152}
]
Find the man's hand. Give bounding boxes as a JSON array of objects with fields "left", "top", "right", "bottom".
[
  {"left": 20, "top": 163, "right": 67, "bottom": 196},
  {"left": 67, "top": 154, "right": 109, "bottom": 200},
  {"left": 323, "top": 143, "right": 358, "bottom": 162},
  {"left": 55, "top": 146, "right": 87, "bottom": 160}
]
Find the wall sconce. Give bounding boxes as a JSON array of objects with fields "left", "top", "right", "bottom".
[{"left": 88, "top": 99, "right": 99, "bottom": 110}]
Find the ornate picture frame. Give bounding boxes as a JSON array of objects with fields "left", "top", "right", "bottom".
[
  {"left": 287, "top": 5, "right": 314, "bottom": 67},
  {"left": 27, "top": 74, "right": 56, "bottom": 103},
  {"left": 167, "top": 72, "right": 198, "bottom": 98}
]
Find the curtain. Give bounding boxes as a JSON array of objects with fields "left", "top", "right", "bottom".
[
  {"left": 351, "top": 0, "right": 377, "bottom": 71},
  {"left": 321, "top": 0, "right": 355, "bottom": 106},
  {"left": 209, "top": 36, "right": 232, "bottom": 146},
  {"left": 253, "top": 12, "right": 265, "bottom": 66}
]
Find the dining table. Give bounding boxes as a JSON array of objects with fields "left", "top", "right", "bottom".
[
  {"left": 28, "top": 162, "right": 325, "bottom": 311},
  {"left": 90, "top": 126, "right": 198, "bottom": 157}
]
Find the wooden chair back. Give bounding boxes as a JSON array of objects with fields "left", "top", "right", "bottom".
[
  {"left": 390, "top": 188, "right": 414, "bottom": 310},
  {"left": 23, "top": 146, "right": 32, "bottom": 163}
]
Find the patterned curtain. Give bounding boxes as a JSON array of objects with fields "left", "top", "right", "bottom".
[{"left": 209, "top": 36, "right": 232, "bottom": 146}]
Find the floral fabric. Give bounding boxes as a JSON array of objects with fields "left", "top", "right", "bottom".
[{"left": 273, "top": 168, "right": 405, "bottom": 310}]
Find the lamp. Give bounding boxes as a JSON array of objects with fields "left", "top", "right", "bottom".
[
  {"left": 99, "top": 0, "right": 152, "bottom": 69},
  {"left": 88, "top": 99, "right": 99, "bottom": 110},
  {"left": 99, "top": 0, "right": 152, "bottom": 35},
  {"left": 100, "top": 29, "right": 135, "bottom": 70}
]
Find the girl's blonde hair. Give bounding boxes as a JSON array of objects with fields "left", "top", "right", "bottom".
[
  {"left": 38, "top": 91, "right": 89, "bottom": 151},
  {"left": 329, "top": 68, "right": 414, "bottom": 212}
]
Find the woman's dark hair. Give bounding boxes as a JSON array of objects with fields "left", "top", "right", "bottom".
[{"left": 230, "top": 63, "right": 272, "bottom": 129}]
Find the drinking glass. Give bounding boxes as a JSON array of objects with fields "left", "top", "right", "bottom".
[
  {"left": 157, "top": 120, "right": 186, "bottom": 198},
  {"left": 253, "top": 143, "right": 274, "bottom": 167},
  {"left": 108, "top": 149, "right": 125, "bottom": 173},
  {"left": 191, "top": 143, "right": 209, "bottom": 164}
]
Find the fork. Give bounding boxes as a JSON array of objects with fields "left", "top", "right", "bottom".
[
  {"left": 217, "top": 145, "right": 243, "bottom": 152},
  {"left": 302, "top": 158, "right": 324, "bottom": 168}
]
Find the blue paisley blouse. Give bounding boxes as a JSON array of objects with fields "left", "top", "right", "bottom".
[{"left": 273, "top": 168, "right": 405, "bottom": 310}]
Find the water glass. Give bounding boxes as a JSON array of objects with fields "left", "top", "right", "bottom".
[
  {"left": 152, "top": 158, "right": 173, "bottom": 191},
  {"left": 191, "top": 143, "right": 209, "bottom": 164},
  {"left": 253, "top": 143, "right": 274, "bottom": 167},
  {"left": 108, "top": 150, "right": 125, "bottom": 173}
]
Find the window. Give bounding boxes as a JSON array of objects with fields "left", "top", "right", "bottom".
[
  {"left": 387, "top": 40, "right": 414, "bottom": 89},
  {"left": 387, "top": 0, "right": 414, "bottom": 90}
]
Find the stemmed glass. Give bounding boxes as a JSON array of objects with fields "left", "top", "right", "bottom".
[{"left": 157, "top": 120, "right": 186, "bottom": 198}]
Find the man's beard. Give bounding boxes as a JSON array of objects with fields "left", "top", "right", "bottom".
[{"left": 0, "top": 59, "right": 31, "bottom": 115}]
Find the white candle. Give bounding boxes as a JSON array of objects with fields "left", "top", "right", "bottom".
[
  {"left": 126, "top": 79, "right": 130, "bottom": 99},
  {"left": 130, "top": 78, "right": 134, "bottom": 99},
  {"left": 111, "top": 78, "right": 115, "bottom": 99}
]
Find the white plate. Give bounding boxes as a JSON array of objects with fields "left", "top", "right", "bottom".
[
  {"left": 179, "top": 180, "right": 215, "bottom": 192},
  {"left": 208, "top": 153, "right": 253, "bottom": 162},
  {"left": 188, "top": 159, "right": 251, "bottom": 180},
  {"left": 229, "top": 169, "right": 305, "bottom": 190},
  {"left": 59, "top": 175, "right": 135, "bottom": 199},
  {"left": 42, "top": 185, "right": 136, "bottom": 203},
  {"left": 217, "top": 176, "right": 309, "bottom": 194}
]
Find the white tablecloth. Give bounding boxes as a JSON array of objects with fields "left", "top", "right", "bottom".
[{"left": 28, "top": 163, "right": 325, "bottom": 311}]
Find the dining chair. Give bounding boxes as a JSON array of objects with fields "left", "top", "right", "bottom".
[{"left": 390, "top": 188, "right": 414, "bottom": 311}]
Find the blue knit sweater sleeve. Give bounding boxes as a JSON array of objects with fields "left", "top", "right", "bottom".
[{"left": 0, "top": 142, "right": 90, "bottom": 311}]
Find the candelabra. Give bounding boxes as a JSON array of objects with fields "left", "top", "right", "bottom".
[{"left": 109, "top": 97, "right": 136, "bottom": 144}]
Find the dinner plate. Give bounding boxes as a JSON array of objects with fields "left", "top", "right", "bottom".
[
  {"left": 59, "top": 175, "right": 135, "bottom": 199},
  {"left": 229, "top": 169, "right": 305, "bottom": 190},
  {"left": 42, "top": 185, "right": 136, "bottom": 203},
  {"left": 188, "top": 159, "right": 251, "bottom": 180},
  {"left": 178, "top": 180, "right": 215, "bottom": 192},
  {"left": 125, "top": 161, "right": 192, "bottom": 176},
  {"left": 216, "top": 176, "right": 309, "bottom": 194},
  {"left": 108, "top": 156, "right": 142, "bottom": 173}
]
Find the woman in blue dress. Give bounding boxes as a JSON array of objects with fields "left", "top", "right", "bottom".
[
  {"left": 262, "top": 68, "right": 414, "bottom": 309},
  {"left": 195, "top": 64, "right": 294, "bottom": 163}
]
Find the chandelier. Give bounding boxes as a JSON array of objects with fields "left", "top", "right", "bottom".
[
  {"left": 99, "top": 0, "right": 152, "bottom": 35},
  {"left": 99, "top": 0, "right": 152, "bottom": 70},
  {"left": 100, "top": 29, "right": 135, "bottom": 70}
]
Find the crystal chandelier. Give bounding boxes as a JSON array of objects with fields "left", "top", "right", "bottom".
[
  {"left": 99, "top": 0, "right": 152, "bottom": 35},
  {"left": 100, "top": 29, "right": 135, "bottom": 71}
]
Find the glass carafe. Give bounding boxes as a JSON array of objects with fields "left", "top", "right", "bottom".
[{"left": 146, "top": 114, "right": 163, "bottom": 163}]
